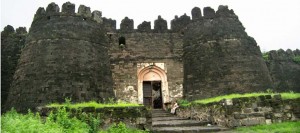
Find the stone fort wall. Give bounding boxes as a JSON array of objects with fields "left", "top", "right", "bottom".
[
  {"left": 1, "top": 2, "right": 300, "bottom": 112},
  {"left": 4, "top": 2, "right": 114, "bottom": 112},
  {"left": 266, "top": 49, "right": 300, "bottom": 92}
]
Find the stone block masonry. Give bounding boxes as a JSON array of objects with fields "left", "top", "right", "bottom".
[
  {"left": 1, "top": 26, "right": 27, "bottom": 111},
  {"left": 4, "top": 2, "right": 114, "bottom": 112},
  {"left": 183, "top": 5, "right": 273, "bottom": 100},
  {"left": 266, "top": 49, "right": 300, "bottom": 92},
  {"left": 176, "top": 95, "right": 300, "bottom": 127},
  {"left": 1, "top": 2, "right": 300, "bottom": 112}
]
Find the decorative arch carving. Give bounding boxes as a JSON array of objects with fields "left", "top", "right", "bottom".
[{"left": 137, "top": 65, "right": 169, "bottom": 105}]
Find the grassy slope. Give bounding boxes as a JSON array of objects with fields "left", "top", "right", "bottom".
[
  {"left": 180, "top": 92, "right": 300, "bottom": 106},
  {"left": 47, "top": 101, "right": 142, "bottom": 108},
  {"left": 235, "top": 121, "right": 300, "bottom": 133}
]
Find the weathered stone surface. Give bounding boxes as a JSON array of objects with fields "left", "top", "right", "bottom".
[
  {"left": 171, "top": 14, "right": 191, "bottom": 32},
  {"left": 109, "top": 32, "right": 184, "bottom": 103},
  {"left": 46, "top": 2, "right": 59, "bottom": 14},
  {"left": 176, "top": 96, "right": 300, "bottom": 128},
  {"left": 137, "top": 21, "right": 151, "bottom": 32},
  {"left": 34, "top": 7, "right": 46, "bottom": 20},
  {"left": 240, "top": 117, "right": 265, "bottom": 126},
  {"left": 1, "top": 26, "right": 27, "bottom": 111},
  {"left": 120, "top": 17, "right": 134, "bottom": 33},
  {"left": 103, "top": 17, "right": 116, "bottom": 31},
  {"left": 203, "top": 7, "right": 215, "bottom": 19},
  {"left": 62, "top": 2, "right": 75, "bottom": 14},
  {"left": 4, "top": 2, "right": 114, "bottom": 112},
  {"left": 191, "top": 7, "right": 202, "bottom": 20},
  {"left": 92, "top": 10, "right": 102, "bottom": 23},
  {"left": 183, "top": 6, "right": 272, "bottom": 100},
  {"left": 2, "top": 3, "right": 299, "bottom": 114},
  {"left": 78, "top": 5, "right": 92, "bottom": 18},
  {"left": 266, "top": 49, "right": 300, "bottom": 92},
  {"left": 154, "top": 15, "right": 168, "bottom": 33}
]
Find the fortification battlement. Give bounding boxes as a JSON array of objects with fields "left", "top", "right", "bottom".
[
  {"left": 269, "top": 49, "right": 300, "bottom": 61},
  {"left": 31, "top": 2, "right": 237, "bottom": 33},
  {"left": 1, "top": 25, "right": 27, "bottom": 36},
  {"left": 116, "top": 5, "right": 237, "bottom": 33},
  {"left": 33, "top": 2, "right": 104, "bottom": 24},
  {"left": 28, "top": 2, "right": 109, "bottom": 45}
]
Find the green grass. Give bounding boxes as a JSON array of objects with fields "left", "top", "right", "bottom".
[
  {"left": 99, "top": 122, "right": 148, "bottom": 133},
  {"left": 1, "top": 108, "right": 90, "bottom": 133},
  {"left": 2, "top": 107, "right": 148, "bottom": 133},
  {"left": 47, "top": 101, "right": 143, "bottom": 109},
  {"left": 293, "top": 56, "right": 300, "bottom": 64},
  {"left": 262, "top": 52, "right": 269, "bottom": 61},
  {"left": 235, "top": 121, "right": 300, "bottom": 133},
  {"left": 179, "top": 92, "right": 300, "bottom": 106}
]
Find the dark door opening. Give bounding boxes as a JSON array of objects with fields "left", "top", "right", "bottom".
[{"left": 143, "top": 81, "right": 162, "bottom": 108}]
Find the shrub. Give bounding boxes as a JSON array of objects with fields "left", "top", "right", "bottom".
[
  {"left": 99, "top": 122, "right": 148, "bottom": 133},
  {"left": 177, "top": 99, "right": 190, "bottom": 107},
  {"left": 293, "top": 56, "right": 300, "bottom": 64},
  {"left": 262, "top": 52, "right": 269, "bottom": 61},
  {"left": 47, "top": 107, "right": 90, "bottom": 133},
  {"left": 1, "top": 108, "right": 64, "bottom": 133},
  {"left": 235, "top": 121, "right": 300, "bottom": 132}
]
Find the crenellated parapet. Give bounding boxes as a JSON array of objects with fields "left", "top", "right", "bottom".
[
  {"left": 137, "top": 21, "right": 151, "bottom": 32},
  {"left": 203, "top": 7, "right": 216, "bottom": 19},
  {"left": 120, "top": 17, "right": 134, "bottom": 33},
  {"left": 29, "top": 2, "right": 107, "bottom": 45},
  {"left": 103, "top": 17, "right": 117, "bottom": 31},
  {"left": 191, "top": 7, "right": 202, "bottom": 20},
  {"left": 171, "top": 14, "right": 191, "bottom": 32},
  {"left": 1, "top": 25, "right": 27, "bottom": 111},
  {"left": 183, "top": 5, "right": 272, "bottom": 100},
  {"left": 5, "top": 2, "right": 114, "bottom": 112},
  {"left": 153, "top": 15, "right": 168, "bottom": 33},
  {"left": 33, "top": 2, "right": 103, "bottom": 26},
  {"left": 216, "top": 5, "right": 237, "bottom": 18},
  {"left": 269, "top": 49, "right": 300, "bottom": 61},
  {"left": 266, "top": 49, "right": 300, "bottom": 92},
  {"left": 113, "top": 5, "right": 239, "bottom": 33}
]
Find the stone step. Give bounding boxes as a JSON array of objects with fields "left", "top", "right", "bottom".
[
  {"left": 152, "top": 111, "right": 169, "bottom": 114},
  {"left": 152, "top": 113, "right": 174, "bottom": 117},
  {"left": 152, "top": 116, "right": 188, "bottom": 121},
  {"left": 152, "top": 126, "right": 229, "bottom": 133},
  {"left": 152, "top": 119, "right": 209, "bottom": 127},
  {"left": 152, "top": 109, "right": 166, "bottom": 112}
]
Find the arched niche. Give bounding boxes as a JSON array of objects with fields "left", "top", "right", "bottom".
[{"left": 137, "top": 65, "right": 169, "bottom": 107}]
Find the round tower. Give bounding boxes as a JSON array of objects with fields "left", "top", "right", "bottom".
[
  {"left": 5, "top": 2, "right": 114, "bottom": 112},
  {"left": 183, "top": 6, "right": 273, "bottom": 100}
]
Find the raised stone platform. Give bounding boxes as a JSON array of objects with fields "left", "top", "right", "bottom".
[{"left": 151, "top": 109, "right": 228, "bottom": 133}]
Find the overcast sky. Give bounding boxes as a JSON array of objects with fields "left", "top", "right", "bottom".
[{"left": 1, "top": 0, "right": 299, "bottom": 51}]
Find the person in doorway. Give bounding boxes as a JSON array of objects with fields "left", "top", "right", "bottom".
[{"left": 171, "top": 100, "right": 179, "bottom": 114}]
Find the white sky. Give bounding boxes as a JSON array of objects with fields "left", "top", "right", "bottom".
[{"left": 1, "top": 0, "right": 300, "bottom": 51}]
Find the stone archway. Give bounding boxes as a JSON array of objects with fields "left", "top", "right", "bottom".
[{"left": 137, "top": 65, "right": 169, "bottom": 107}]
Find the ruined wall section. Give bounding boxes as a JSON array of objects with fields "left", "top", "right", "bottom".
[
  {"left": 266, "top": 49, "right": 300, "bottom": 92},
  {"left": 183, "top": 6, "right": 273, "bottom": 100},
  {"left": 5, "top": 2, "right": 114, "bottom": 112},
  {"left": 108, "top": 17, "right": 184, "bottom": 102},
  {"left": 1, "top": 26, "right": 27, "bottom": 111}
]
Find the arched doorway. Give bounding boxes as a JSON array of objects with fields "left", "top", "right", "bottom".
[{"left": 137, "top": 65, "right": 169, "bottom": 109}]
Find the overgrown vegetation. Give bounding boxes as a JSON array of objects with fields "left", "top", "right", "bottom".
[
  {"left": 1, "top": 108, "right": 90, "bottom": 133},
  {"left": 235, "top": 121, "right": 300, "bottom": 133},
  {"left": 293, "top": 56, "right": 300, "bottom": 64},
  {"left": 99, "top": 122, "right": 148, "bottom": 133},
  {"left": 1, "top": 99, "right": 147, "bottom": 133},
  {"left": 47, "top": 98, "right": 142, "bottom": 109},
  {"left": 179, "top": 91, "right": 300, "bottom": 107},
  {"left": 178, "top": 99, "right": 191, "bottom": 107},
  {"left": 262, "top": 52, "right": 269, "bottom": 61}
]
